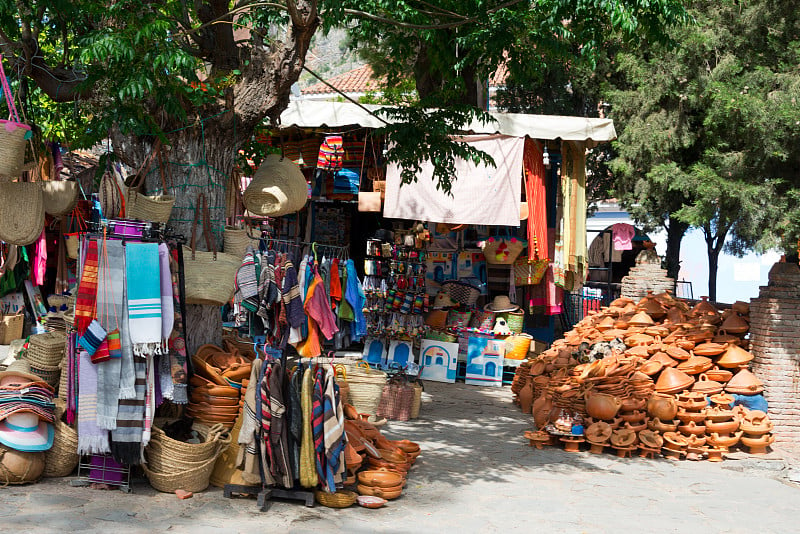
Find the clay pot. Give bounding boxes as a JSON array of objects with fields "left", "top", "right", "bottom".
[
  {"left": 532, "top": 394, "right": 554, "bottom": 429},
  {"left": 596, "top": 316, "right": 616, "bottom": 331},
  {"left": 720, "top": 313, "right": 749, "bottom": 334},
  {"left": 690, "top": 296, "right": 718, "bottom": 317},
  {"left": 619, "top": 410, "right": 647, "bottom": 424},
  {"left": 706, "top": 446, "right": 725, "bottom": 462},
  {"left": 716, "top": 343, "right": 754, "bottom": 369},
  {"left": 704, "top": 406, "right": 735, "bottom": 423},
  {"left": 519, "top": 380, "right": 534, "bottom": 414},
  {"left": 693, "top": 342, "right": 727, "bottom": 357},
  {"left": 704, "top": 418, "right": 739, "bottom": 434},
  {"left": 704, "top": 367, "right": 733, "bottom": 383},
  {"left": 585, "top": 421, "right": 613, "bottom": 443},
  {"left": 740, "top": 433, "right": 775, "bottom": 454},
  {"left": 0, "top": 447, "right": 44, "bottom": 484},
  {"left": 712, "top": 332, "right": 741, "bottom": 345},
  {"left": 628, "top": 311, "right": 655, "bottom": 327},
  {"left": 648, "top": 417, "right": 679, "bottom": 433},
  {"left": 625, "top": 332, "right": 655, "bottom": 347},
  {"left": 610, "top": 297, "right": 635, "bottom": 308},
  {"left": 707, "top": 431, "right": 743, "bottom": 449},
  {"left": 678, "top": 420, "right": 706, "bottom": 436},
  {"left": 654, "top": 367, "right": 695, "bottom": 394},
  {"left": 390, "top": 440, "right": 421, "bottom": 455},
  {"left": 740, "top": 420, "right": 774, "bottom": 437},
  {"left": 610, "top": 427, "right": 637, "bottom": 447},
  {"left": 676, "top": 397, "right": 707, "bottom": 412},
  {"left": 626, "top": 345, "right": 652, "bottom": 358},
  {"left": 675, "top": 339, "right": 696, "bottom": 351},
  {"left": 357, "top": 483, "right": 403, "bottom": 500},
  {"left": 709, "top": 393, "right": 735, "bottom": 407},
  {"left": 649, "top": 352, "right": 679, "bottom": 369},
  {"left": 663, "top": 432, "right": 689, "bottom": 450},
  {"left": 638, "top": 429, "right": 664, "bottom": 449},
  {"left": 677, "top": 409, "right": 707, "bottom": 424},
  {"left": 644, "top": 325, "right": 670, "bottom": 337},
  {"left": 732, "top": 301, "right": 750, "bottom": 315},
  {"left": 640, "top": 360, "right": 664, "bottom": 376},
  {"left": 677, "top": 356, "right": 713, "bottom": 375},
  {"left": 691, "top": 374, "right": 724, "bottom": 395},
  {"left": 685, "top": 434, "right": 707, "bottom": 448},
  {"left": 665, "top": 306, "right": 687, "bottom": 324},
  {"left": 725, "top": 369, "right": 764, "bottom": 395},
  {"left": 646, "top": 393, "right": 678, "bottom": 421},
  {"left": 585, "top": 392, "right": 623, "bottom": 421}
]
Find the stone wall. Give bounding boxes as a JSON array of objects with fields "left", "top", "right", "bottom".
[
  {"left": 749, "top": 262, "right": 800, "bottom": 451},
  {"left": 621, "top": 249, "right": 675, "bottom": 300}
]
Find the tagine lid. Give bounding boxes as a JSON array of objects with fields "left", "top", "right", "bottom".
[
  {"left": 655, "top": 367, "right": 695, "bottom": 393},
  {"left": 725, "top": 368, "right": 764, "bottom": 394}
]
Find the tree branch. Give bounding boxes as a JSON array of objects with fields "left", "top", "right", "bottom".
[{"left": 341, "top": 0, "right": 527, "bottom": 31}]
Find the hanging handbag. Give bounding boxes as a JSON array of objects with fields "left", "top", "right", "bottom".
[
  {"left": 0, "top": 55, "right": 31, "bottom": 180},
  {"left": 183, "top": 193, "right": 241, "bottom": 306},
  {"left": 480, "top": 229, "right": 526, "bottom": 265},
  {"left": 0, "top": 181, "right": 45, "bottom": 245},
  {"left": 126, "top": 140, "right": 175, "bottom": 223},
  {"left": 514, "top": 256, "right": 550, "bottom": 286}
]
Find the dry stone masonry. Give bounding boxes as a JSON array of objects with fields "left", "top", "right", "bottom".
[{"left": 749, "top": 262, "right": 800, "bottom": 451}]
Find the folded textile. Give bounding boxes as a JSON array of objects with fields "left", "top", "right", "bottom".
[
  {"left": 77, "top": 350, "right": 110, "bottom": 455},
  {"left": 235, "top": 247, "right": 260, "bottom": 312},
  {"left": 118, "top": 287, "right": 136, "bottom": 400},
  {"left": 125, "top": 243, "right": 162, "bottom": 354}
]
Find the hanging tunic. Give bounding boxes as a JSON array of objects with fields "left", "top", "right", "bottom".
[
  {"left": 299, "top": 367, "right": 317, "bottom": 488},
  {"left": 237, "top": 357, "right": 263, "bottom": 485},
  {"left": 297, "top": 274, "right": 339, "bottom": 358},
  {"left": 322, "top": 369, "right": 346, "bottom": 491},
  {"left": 312, "top": 366, "right": 326, "bottom": 486},
  {"left": 268, "top": 359, "right": 293, "bottom": 488}
]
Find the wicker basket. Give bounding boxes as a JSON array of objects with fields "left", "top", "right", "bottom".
[
  {"left": 40, "top": 181, "right": 79, "bottom": 217},
  {"left": 442, "top": 280, "right": 480, "bottom": 307},
  {"left": 469, "top": 310, "right": 496, "bottom": 330},
  {"left": 57, "top": 354, "right": 69, "bottom": 401},
  {"left": 342, "top": 363, "right": 387, "bottom": 416},
  {"left": 126, "top": 190, "right": 175, "bottom": 224},
  {"left": 505, "top": 310, "right": 525, "bottom": 334},
  {"left": 505, "top": 333, "right": 533, "bottom": 360},
  {"left": 0, "top": 120, "right": 30, "bottom": 179},
  {"left": 43, "top": 417, "right": 79, "bottom": 477},
  {"left": 142, "top": 455, "right": 219, "bottom": 493},
  {"left": 65, "top": 234, "right": 80, "bottom": 259},
  {"left": 0, "top": 181, "right": 45, "bottom": 246},
  {"left": 410, "top": 382, "right": 423, "bottom": 419},
  {"left": 446, "top": 310, "right": 472, "bottom": 328},
  {"left": 314, "top": 489, "right": 357, "bottom": 508},
  {"left": 223, "top": 226, "right": 251, "bottom": 259},
  {"left": 26, "top": 332, "right": 67, "bottom": 367},
  {"left": 334, "top": 365, "right": 350, "bottom": 406}
]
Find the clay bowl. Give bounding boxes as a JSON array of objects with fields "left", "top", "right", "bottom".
[
  {"left": 367, "top": 457, "right": 409, "bottom": 474},
  {"left": 663, "top": 432, "right": 689, "bottom": 450},
  {"left": 619, "top": 410, "right": 647, "bottom": 424},
  {"left": 704, "top": 367, "right": 734, "bottom": 383},
  {"left": 740, "top": 421, "right": 774, "bottom": 437},
  {"left": 677, "top": 356, "right": 713, "bottom": 376},
  {"left": 693, "top": 342, "right": 727, "bottom": 357},
  {"left": 620, "top": 397, "right": 647, "bottom": 412},
  {"left": 704, "top": 419, "right": 740, "bottom": 434},
  {"left": 648, "top": 418, "right": 679, "bottom": 433},
  {"left": 676, "top": 398, "right": 708, "bottom": 412},
  {"left": 648, "top": 352, "right": 679, "bottom": 369},
  {"left": 665, "top": 346, "right": 691, "bottom": 361},
  {"left": 677, "top": 409, "right": 707, "bottom": 424},
  {"left": 707, "top": 431, "right": 743, "bottom": 449},
  {"left": 390, "top": 440, "right": 421, "bottom": 455},
  {"left": 740, "top": 433, "right": 775, "bottom": 450},
  {"left": 678, "top": 421, "right": 706, "bottom": 436},
  {"left": 358, "top": 469, "right": 405, "bottom": 488},
  {"left": 709, "top": 393, "right": 735, "bottom": 407},
  {"left": 357, "top": 483, "right": 403, "bottom": 500},
  {"left": 704, "top": 406, "right": 735, "bottom": 423},
  {"left": 640, "top": 360, "right": 664, "bottom": 376}
]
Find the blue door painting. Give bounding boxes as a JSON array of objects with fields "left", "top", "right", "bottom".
[
  {"left": 465, "top": 336, "right": 504, "bottom": 387},
  {"left": 362, "top": 337, "right": 386, "bottom": 366},
  {"left": 387, "top": 340, "right": 415, "bottom": 368},
  {"left": 419, "top": 340, "right": 458, "bottom": 383}
]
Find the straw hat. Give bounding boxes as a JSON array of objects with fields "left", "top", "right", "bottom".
[
  {"left": 484, "top": 295, "right": 520, "bottom": 313},
  {"left": 243, "top": 154, "right": 308, "bottom": 217},
  {"left": 432, "top": 291, "right": 457, "bottom": 309},
  {"left": 0, "top": 411, "right": 54, "bottom": 452},
  {"left": 0, "top": 360, "right": 43, "bottom": 387}
]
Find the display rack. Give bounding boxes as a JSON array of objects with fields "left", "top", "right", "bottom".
[{"left": 70, "top": 454, "right": 132, "bottom": 493}]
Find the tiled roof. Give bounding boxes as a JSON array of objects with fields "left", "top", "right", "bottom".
[
  {"left": 303, "top": 62, "right": 509, "bottom": 96},
  {"left": 303, "top": 65, "right": 383, "bottom": 95}
]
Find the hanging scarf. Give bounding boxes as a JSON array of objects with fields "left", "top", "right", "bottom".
[
  {"left": 143, "top": 353, "right": 156, "bottom": 449},
  {"left": 524, "top": 138, "right": 549, "bottom": 261},
  {"left": 282, "top": 261, "right": 305, "bottom": 345},
  {"left": 65, "top": 332, "right": 78, "bottom": 424},
  {"left": 167, "top": 249, "right": 188, "bottom": 403},
  {"left": 329, "top": 258, "right": 342, "bottom": 306},
  {"left": 322, "top": 369, "right": 346, "bottom": 492},
  {"left": 259, "top": 359, "right": 276, "bottom": 486},
  {"left": 312, "top": 366, "right": 326, "bottom": 486},
  {"left": 76, "top": 350, "right": 110, "bottom": 455},
  {"left": 95, "top": 239, "right": 125, "bottom": 430},
  {"left": 237, "top": 357, "right": 263, "bottom": 485},
  {"left": 110, "top": 355, "right": 146, "bottom": 465},
  {"left": 287, "top": 367, "right": 303, "bottom": 483},
  {"left": 268, "top": 359, "right": 293, "bottom": 488},
  {"left": 299, "top": 367, "right": 317, "bottom": 488},
  {"left": 125, "top": 243, "right": 162, "bottom": 355},
  {"left": 344, "top": 260, "right": 367, "bottom": 341},
  {"left": 32, "top": 229, "right": 47, "bottom": 286},
  {"left": 159, "top": 244, "right": 174, "bottom": 347},
  {"left": 117, "top": 286, "right": 136, "bottom": 400},
  {"left": 74, "top": 239, "right": 99, "bottom": 334}
]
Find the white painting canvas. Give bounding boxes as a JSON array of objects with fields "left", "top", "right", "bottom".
[
  {"left": 387, "top": 340, "right": 415, "bottom": 369},
  {"left": 465, "top": 336, "right": 505, "bottom": 387},
  {"left": 419, "top": 340, "right": 459, "bottom": 383},
  {"left": 362, "top": 337, "right": 387, "bottom": 367}
]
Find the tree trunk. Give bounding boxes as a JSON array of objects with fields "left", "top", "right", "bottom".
[
  {"left": 664, "top": 217, "right": 688, "bottom": 282},
  {"left": 703, "top": 222, "right": 729, "bottom": 303}
]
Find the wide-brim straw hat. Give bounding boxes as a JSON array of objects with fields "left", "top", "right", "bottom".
[
  {"left": 243, "top": 154, "right": 308, "bottom": 217},
  {"left": 0, "top": 412, "right": 54, "bottom": 452},
  {"left": 484, "top": 295, "right": 520, "bottom": 313},
  {"left": 0, "top": 360, "right": 44, "bottom": 386}
]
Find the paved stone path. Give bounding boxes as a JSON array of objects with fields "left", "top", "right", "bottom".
[{"left": 1, "top": 382, "right": 797, "bottom": 533}]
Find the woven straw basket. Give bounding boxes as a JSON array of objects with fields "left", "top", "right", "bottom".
[
  {"left": 442, "top": 280, "right": 480, "bottom": 307},
  {"left": 26, "top": 332, "right": 67, "bottom": 367},
  {"left": 505, "top": 333, "right": 533, "bottom": 360},
  {"left": 410, "top": 382, "right": 423, "bottom": 419},
  {"left": 43, "top": 418, "right": 78, "bottom": 477},
  {"left": 243, "top": 154, "right": 308, "bottom": 217},
  {"left": 223, "top": 226, "right": 250, "bottom": 259},
  {"left": 142, "top": 455, "right": 220, "bottom": 493},
  {"left": 342, "top": 363, "right": 387, "bottom": 416},
  {"left": 314, "top": 489, "right": 357, "bottom": 508},
  {"left": 127, "top": 189, "right": 175, "bottom": 224},
  {"left": 184, "top": 250, "right": 240, "bottom": 306},
  {"left": 40, "top": 181, "right": 79, "bottom": 217},
  {"left": 0, "top": 120, "right": 30, "bottom": 179},
  {"left": 0, "top": 181, "right": 45, "bottom": 245}
]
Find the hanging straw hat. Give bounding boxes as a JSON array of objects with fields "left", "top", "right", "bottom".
[
  {"left": 432, "top": 291, "right": 457, "bottom": 309},
  {"left": 243, "top": 154, "right": 308, "bottom": 217},
  {"left": 484, "top": 295, "right": 520, "bottom": 313}
]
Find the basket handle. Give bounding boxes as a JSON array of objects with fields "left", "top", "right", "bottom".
[
  {"left": 190, "top": 193, "right": 217, "bottom": 259},
  {"left": 334, "top": 364, "right": 347, "bottom": 380},
  {"left": 0, "top": 55, "right": 20, "bottom": 123},
  {"left": 129, "top": 139, "right": 162, "bottom": 190}
]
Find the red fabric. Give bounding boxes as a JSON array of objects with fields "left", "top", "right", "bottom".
[
  {"left": 523, "top": 139, "right": 549, "bottom": 261},
  {"left": 329, "top": 259, "right": 342, "bottom": 304},
  {"left": 74, "top": 239, "right": 99, "bottom": 334}
]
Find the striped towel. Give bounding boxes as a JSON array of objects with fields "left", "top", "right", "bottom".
[
  {"left": 110, "top": 355, "right": 146, "bottom": 465},
  {"left": 312, "top": 366, "right": 326, "bottom": 486},
  {"left": 125, "top": 243, "right": 162, "bottom": 355},
  {"left": 77, "top": 350, "right": 110, "bottom": 455},
  {"left": 74, "top": 239, "right": 99, "bottom": 334}
]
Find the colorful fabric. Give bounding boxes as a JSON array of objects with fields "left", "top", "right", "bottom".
[
  {"left": 524, "top": 138, "right": 549, "bottom": 261},
  {"left": 299, "top": 367, "right": 316, "bottom": 488},
  {"left": 287, "top": 367, "right": 303, "bottom": 483},
  {"left": 77, "top": 350, "right": 111, "bottom": 455},
  {"left": 259, "top": 359, "right": 276, "bottom": 486},
  {"left": 235, "top": 247, "right": 259, "bottom": 312},
  {"left": 110, "top": 355, "right": 146, "bottom": 465},
  {"left": 344, "top": 260, "right": 367, "bottom": 341},
  {"left": 268, "top": 358, "right": 293, "bottom": 488},
  {"left": 143, "top": 353, "right": 155, "bottom": 448},
  {"left": 79, "top": 319, "right": 106, "bottom": 358},
  {"left": 236, "top": 357, "right": 263, "bottom": 485},
  {"left": 612, "top": 222, "right": 635, "bottom": 251},
  {"left": 322, "top": 369, "right": 345, "bottom": 491},
  {"left": 66, "top": 331, "right": 78, "bottom": 424},
  {"left": 117, "top": 285, "right": 136, "bottom": 400},
  {"left": 167, "top": 249, "right": 188, "bottom": 403},
  {"left": 32, "top": 229, "right": 47, "bottom": 286},
  {"left": 125, "top": 243, "right": 162, "bottom": 354},
  {"left": 107, "top": 330, "right": 122, "bottom": 359},
  {"left": 158, "top": 244, "right": 174, "bottom": 344},
  {"left": 74, "top": 239, "right": 99, "bottom": 334},
  {"left": 312, "top": 366, "right": 326, "bottom": 486}
]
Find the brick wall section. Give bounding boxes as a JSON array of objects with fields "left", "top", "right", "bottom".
[
  {"left": 749, "top": 262, "right": 800, "bottom": 451},
  {"left": 621, "top": 250, "right": 675, "bottom": 300}
]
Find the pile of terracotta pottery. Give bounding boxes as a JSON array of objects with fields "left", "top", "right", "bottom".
[
  {"left": 516, "top": 291, "right": 775, "bottom": 460},
  {"left": 343, "top": 404, "right": 421, "bottom": 504}
]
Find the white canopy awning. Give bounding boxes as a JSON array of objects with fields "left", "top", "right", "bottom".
[{"left": 279, "top": 100, "right": 616, "bottom": 144}]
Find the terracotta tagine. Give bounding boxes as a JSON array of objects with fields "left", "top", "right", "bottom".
[
  {"left": 725, "top": 369, "right": 764, "bottom": 395},
  {"left": 677, "top": 356, "right": 713, "bottom": 376},
  {"left": 646, "top": 394, "right": 679, "bottom": 421},
  {"left": 610, "top": 297, "right": 635, "bottom": 308},
  {"left": 560, "top": 436, "right": 585, "bottom": 453},
  {"left": 732, "top": 300, "right": 750, "bottom": 315},
  {"left": 709, "top": 392, "right": 735, "bottom": 407},
  {"left": 719, "top": 313, "right": 749, "bottom": 334},
  {"left": 524, "top": 430, "right": 553, "bottom": 449},
  {"left": 585, "top": 391, "right": 623, "bottom": 421},
  {"left": 627, "top": 345, "right": 653, "bottom": 358},
  {"left": 740, "top": 433, "right": 775, "bottom": 455},
  {"left": 705, "top": 367, "right": 734, "bottom": 383},
  {"left": 693, "top": 342, "right": 727, "bottom": 357},
  {"left": 628, "top": 311, "right": 655, "bottom": 328},
  {"left": 625, "top": 332, "right": 656, "bottom": 347},
  {"left": 663, "top": 431, "right": 689, "bottom": 451},
  {"left": 704, "top": 418, "right": 739, "bottom": 435},
  {"left": 610, "top": 427, "right": 638, "bottom": 448},
  {"left": 691, "top": 374, "right": 724, "bottom": 395},
  {"left": 638, "top": 429, "right": 664, "bottom": 449},
  {"left": 648, "top": 417, "right": 679, "bottom": 433},
  {"left": 585, "top": 421, "right": 613, "bottom": 443},
  {"left": 715, "top": 343, "right": 754, "bottom": 369},
  {"left": 712, "top": 332, "right": 741, "bottom": 345},
  {"left": 665, "top": 345, "right": 691, "bottom": 361},
  {"left": 690, "top": 296, "right": 718, "bottom": 317},
  {"left": 644, "top": 325, "right": 670, "bottom": 338},
  {"left": 704, "top": 405, "right": 735, "bottom": 423},
  {"left": 677, "top": 409, "right": 707, "bottom": 424},
  {"left": 707, "top": 431, "right": 743, "bottom": 449},
  {"left": 640, "top": 360, "right": 664, "bottom": 376},
  {"left": 665, "top": 306, "right": 687, "bottom": 325},
  {"left": 706, "top": 446, "right": 726, "bottom": 462},
  {"left": 620, "top": 397, "right": 647, "bottom": 412},
  {"left": 648, "top": 351, "right": 679, "bottom": 369},
  {"left": 596, "top": 316, "right": 616, "bottom": 332},
  {"left": 655, "top": 368, "right": 695, "bottom": 394},
  {"left": 676, "top": 392, "right": 708, "bottom": 412}
]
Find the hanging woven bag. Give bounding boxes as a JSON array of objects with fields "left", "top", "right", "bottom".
[
  {"left": 243, "top": 153, "right": 308, "bottom": 217},
  {"left": 0, "top": 181, "right": 44, "bottom": 245},
  {"left": 126, "top": 140, "right": 175, "bottom": 223},
  {"left": 0, "top": 55, "right": 31, "bottom": 180}
]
